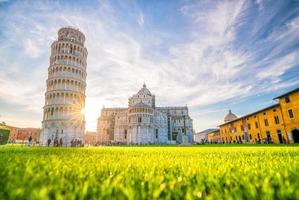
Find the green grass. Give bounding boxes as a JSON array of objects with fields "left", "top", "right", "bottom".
[{"left": 0, "top": 146, "right": 299, "bottom": 200}]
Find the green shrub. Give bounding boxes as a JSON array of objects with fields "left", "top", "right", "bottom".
[{"left": 0, "top": 128, "right": 10, "bottom": 145}]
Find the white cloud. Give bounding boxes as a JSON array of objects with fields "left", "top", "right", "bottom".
[
  {"left": 137, "top": 12, "right": 144, "bottom": 26},
  {"left": 24, "top": 39, "right": 40, "bottom": 58},
  {"left": 257, "top": 52, "right": 299, "bottom": 80}
]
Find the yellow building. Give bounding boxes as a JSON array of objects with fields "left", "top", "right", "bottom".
[
  {"left": 219, "top": 88, "right": 299, "bottom": 144},
  {"left": 207, "top": 129, "right": 221, "bottom": 143}
]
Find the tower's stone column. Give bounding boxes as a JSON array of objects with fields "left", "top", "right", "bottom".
[{"left": 40, "top": 27, "right": 88, "bottom": 146}]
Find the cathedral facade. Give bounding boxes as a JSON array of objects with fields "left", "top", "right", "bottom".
[{"left": 96, "top": 84, "right": 193, "bottom": 144}]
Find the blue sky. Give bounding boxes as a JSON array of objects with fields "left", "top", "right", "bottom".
[{"left": 0, "top": 0, "right": 299, "bottom": 132}]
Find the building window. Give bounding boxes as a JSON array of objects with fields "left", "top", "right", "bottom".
[
  {"left": 255, "top": 121, "right": 259, "bottom": 129},
  {"left": 156, "top": 129, "right": 158, "bottom": 139},
  {"left": 288, "top": 109, "right": 294, "bottom": 118},
  {"left": 249, "top": 134, "right": 252, "bottom": 140},
  {"left": 124, "top": 130, "right": 127, "bottom": 139},
  {"left": 264, "top": 119, "right": 269, "bottom": 126},
  {"left": 241, "top": 125, "right": 244, "bottom": 131},
  {"left": 274, "top": 116, "right": 280, "bottom": 124},
  {"left": 285, "top": 96, "right": 290, "bottom": 103},
  {"left": 247, "top": 123, "right": 251, "bottom": 130},
  {"left": 138, "top": 117, "right": 142, "bottom": 123},
  {"left": 266, "top": 131, "right": 271, "bottom": 143}
]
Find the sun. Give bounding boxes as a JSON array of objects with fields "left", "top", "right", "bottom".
[{"left": 81, "top": 98, "right": 103, "bottom": 131}]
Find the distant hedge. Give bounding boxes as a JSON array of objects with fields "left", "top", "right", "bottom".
[{"left": 0, "top": 128, "right": 10, "bottom": 145}]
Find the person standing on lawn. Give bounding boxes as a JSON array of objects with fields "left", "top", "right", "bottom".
[{"left": 28, "top": 136, "right": 32, "bottom": 146}]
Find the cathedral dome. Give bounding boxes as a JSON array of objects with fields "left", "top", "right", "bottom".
[
  {"left": 224, "top": 110, "right": 237, "bottom": 122},
  {"left": 137, "top": 83, "right": 152, "bottom": 96}
]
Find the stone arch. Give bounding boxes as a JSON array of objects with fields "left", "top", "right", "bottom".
[
  {"left": 55, "top": 107, "right": 58, "bottom": 116},
  {"left": 292, "top": 129, "right": 299, "bottom": 143}
]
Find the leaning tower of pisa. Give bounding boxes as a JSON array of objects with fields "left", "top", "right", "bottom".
[{"left": 40, "top": 27, "right": 88, "bottom": 146}]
